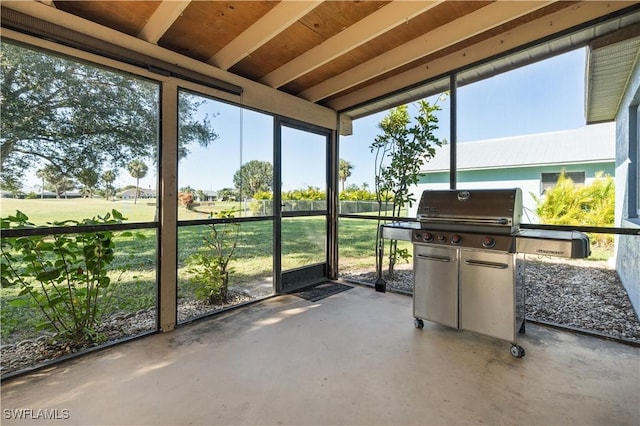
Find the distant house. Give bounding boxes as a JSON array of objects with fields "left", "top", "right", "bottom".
[
  {"left": 1, "top": 186, "right": 82, "bottom": 199},
  {"left": 411, "top": 123, "right": 615, "bottom": 223},
  {"left": 197, "top": 190, "right": 218, "bottom": 202},
  {"left": 117, "top": 188, "right": 157, "bottom": 200}
]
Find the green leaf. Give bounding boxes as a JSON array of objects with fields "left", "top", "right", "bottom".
[
  {"left": 35, "top": 321, "right": 52, "bottom": 331},
  {"left": 36, "top": 268, "right": 62, "bottom": 282},
  {"left": 1, "top": 276, "right": 15, "bottom": 287},
  {"left": 8, "top": 298, "right": 29, "bottom": 307},
  {"left": 111, "top": 209, "right": 124, "bottom": 220}
]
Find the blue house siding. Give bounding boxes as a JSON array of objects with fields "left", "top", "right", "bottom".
[
  {"left": 419, "top": 162, "right": 614, "bottom": 186},
  {"left": 416, "top": 161, "right": 615, "bottom": 222},
  {"left": 614, "top": 54, "right": 640, "bottom": 316}
]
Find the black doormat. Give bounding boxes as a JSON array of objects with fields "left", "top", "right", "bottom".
[{"left": 291, "top": 282, "right": 353, "bottom": 302}]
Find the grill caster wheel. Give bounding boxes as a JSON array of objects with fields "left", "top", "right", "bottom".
[
  {"left": 414, "top": 318, "right": 424, "bottom": 329},
  {"left": 510, "top": 344, "right": 525, "bottom": 358}
]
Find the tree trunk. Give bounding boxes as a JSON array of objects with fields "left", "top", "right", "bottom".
[{"left": 134, "top": 177, "right": 139, "bottom": 204}]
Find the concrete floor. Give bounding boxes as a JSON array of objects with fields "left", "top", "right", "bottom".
[{"left": 1, "top": 284, "right": 639, "bottom": 426}]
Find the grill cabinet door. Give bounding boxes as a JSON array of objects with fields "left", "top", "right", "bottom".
[
  {"left": 459, "top": 249, "right": 516, "bottom": 342},
  {"left": 413, "top": 244, "right": 459, "bottom": 328}
]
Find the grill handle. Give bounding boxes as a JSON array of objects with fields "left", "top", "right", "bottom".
[
  {"left": 417, "top": 215, "right": 509, "bottom": 225},
  {"left": 464, "top": 259, "right": 509, "bottom": 269},
  {"left": 416, "top": 254, "right": 451, "bottom": 262}
]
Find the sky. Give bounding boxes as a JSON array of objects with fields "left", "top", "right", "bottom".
[
  {"left": 25, "top": 47, "right": 588, "bottom": 194},
  {"left": 339, "top": 47, "right": 587, "bottom": 190}
]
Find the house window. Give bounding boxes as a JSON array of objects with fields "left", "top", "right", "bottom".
[{"left": 540, "top": 171, "right": 585, "bottom": 194}]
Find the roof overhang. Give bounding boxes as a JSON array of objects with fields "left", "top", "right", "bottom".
[{"left": 585, "top": 23, "right": 640, "bottom": 124}]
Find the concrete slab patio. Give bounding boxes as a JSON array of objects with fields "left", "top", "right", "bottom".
[{"left": 1, "top": 284, "right": 638, "bottom": 425}]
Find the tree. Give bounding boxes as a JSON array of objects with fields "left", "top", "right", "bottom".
[
  {"left": 77, "top": 167, "right": 100, "bottom": 198},
  {"left": 35, "top": 168, "right": 46, "bottom": 199},
  {"left": 218, "top": 188, "right": 237, "bottom": 201},
  {"left": 339, "top": 159, "right": 354, "bottom": 192},
  {"left": 233, "top": 160, "right": 273, "bottom": 199},
  {"left": 101, "top": 170, "right": 117, "bottom": 201},
  {"left": 1, "top": 41, "right": 218, "bottom": 188},
  {"left": 127, "top": 160, "right": 148, "bottom": 204},
  {"left": 0, "top": 175, "right": 22, "bottom": 198},
  {"left": 39, "top": 164, "right": 75, "bottom": 198},
  {"left": 179, "top": 186, "right": 195, "bottom": 195},
  {"left": 371, "top": 100, "right": 443, "bottom": 278}
]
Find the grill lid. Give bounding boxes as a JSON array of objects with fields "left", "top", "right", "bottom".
[{"left": 416, "top": 188, "right": 523, "bottom": 234}]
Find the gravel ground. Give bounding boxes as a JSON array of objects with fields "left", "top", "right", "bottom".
[
  {"left": 343, "top": 257, "right": 640, "bottom": 341},
  {"left": 2, "top": 259, "right": 639, "bottom": 376},
  {"left": 0, "top": 291, "right": 254, "bottom": 377}
]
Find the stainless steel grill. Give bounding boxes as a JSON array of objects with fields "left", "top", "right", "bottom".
[{"left": 410, "top": 188, "right": 590, "bottom": 358}]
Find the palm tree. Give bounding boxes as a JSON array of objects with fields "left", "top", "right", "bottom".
[
  {"left": 35, "top": 168, "right": 46, "bottom": 199},
  {"left": 101, "top": 169, "right": 117, "bottom": 201},
  {"left": 127, "top": 160, "right": 148, "bottom": 204},
  {"left": 338, "top": 159, "right": 354, "bottom": 192}
]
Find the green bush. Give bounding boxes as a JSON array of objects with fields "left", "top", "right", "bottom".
[
  {"left": 533, "top": 171, "right": 614, "bottom": 247},
  {"left": 249, "top": 191, "right": 273, "bottom": 216},
  {"left": 187, "top": 209, "right": 239, "bottom": 305},
  {"left": 0, "top": 210, "right": 138, "bottom": 343},
  {"left": 339, "top": 187, "right": 376, "bottom": 201}
]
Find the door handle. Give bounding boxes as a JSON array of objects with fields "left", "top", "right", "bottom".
[
  {"left": 417, "top": 254, "right": 451, "bottom": 262},
  {"left": 464, "top": 259, "right": 508, "bottom": 269}
]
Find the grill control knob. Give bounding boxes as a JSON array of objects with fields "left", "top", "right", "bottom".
[
  {"left": 451, "top": 234, "right": 462, "bottom": 245},
  {"left": 482, "top": 236, "right": 496, "bottom": 248},
  {"left": 437, "top": 234, "right": 446, "bottom": 243},
  {"left": 423, "top": 232, "right": 433, "bottom": 242}
]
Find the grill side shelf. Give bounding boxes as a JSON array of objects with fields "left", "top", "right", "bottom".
[{"left": 516, "top": 230, "right": 590, "bottom": 258}]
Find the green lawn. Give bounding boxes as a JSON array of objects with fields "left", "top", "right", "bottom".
[
  {"left": 0, "top": 198, "right": 246, "bottom": 224},
  {"left": 0, "top": 200, "right": 381, "bottom": 343},
  {"left": 1, "top": 198, "right": 613, "bottom": 344}
]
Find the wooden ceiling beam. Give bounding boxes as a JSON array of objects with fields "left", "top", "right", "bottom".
[
  {"left": 137, "top": 0, "right": 191, "bottom": 44},
  {"left": 260, "top": 0, "right": 443, "bottom": 88},
  {"left": 208, "top": 1, "right": 323, "bottom": 70},
  {"left": 328, "top": 1, "right": 637, "bottom": 112},
  {"left": 0, "top": 0, "right": 337, "bottom": 129},
  {"left": 301, "top": 1, "right": 555, "bottom": 102}
]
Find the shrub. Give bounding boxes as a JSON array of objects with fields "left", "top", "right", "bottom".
[
  {"left": 187, "top": 209, "right": 239, "bottom": 305},
  {"left": 0, "top": 210, "right": 135, "bottom": 343},
  {"left": 249, "top": 191, "right": 273, "bottom": 215},
  {"left": 178, "top": 192, "right": 194, "bottom": 210},
  {"left": 533, "top": 171, "right": 614, "bottom": 246}
]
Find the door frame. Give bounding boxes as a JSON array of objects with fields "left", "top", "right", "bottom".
[{"left": 274, "top": 116, "right": 337, "bottom": 294}]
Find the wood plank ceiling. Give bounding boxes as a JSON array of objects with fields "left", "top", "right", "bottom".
[{"left": 15, "top": 1, "right": 640, "bottom": 116}]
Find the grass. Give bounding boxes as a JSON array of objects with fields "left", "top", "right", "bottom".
[
  {"left": 0, "top": 198, "right": 246, "bottom": 224},
  {"left": 0, "top": 200, "right": 380, "bottom": 343},
  {"left": 0, "top": 198, "right": 617, "bottom": 344}
]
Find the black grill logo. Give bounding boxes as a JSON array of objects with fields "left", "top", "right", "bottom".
[{"left": 457, "top": 191, "right": 470, "bottom": 201}]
